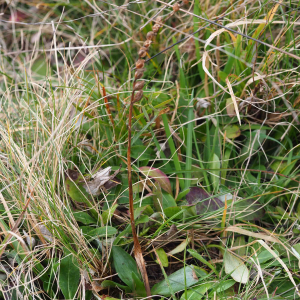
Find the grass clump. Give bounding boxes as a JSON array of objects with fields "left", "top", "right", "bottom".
[{"left": 1, "top": 0, "right": 300, "bottom": 299}]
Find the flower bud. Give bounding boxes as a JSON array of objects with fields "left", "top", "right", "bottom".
[
  {"left": 133, "top": 80, "right": 145, "bottom": 91},
  {"left": 153, "top": 24, "right": 160, "bottom": 33},
  {"left": 183, "top": 0, "right": 189, "bottom": 4},
  {"left": 136, "top": 59, "right": 145, "bottom": 69},
  {"left": 144, "top": 40, "right": 152, "bottom": 48},
  {"left": 138, "top": 47, "right": 147, "bottom": 58},
  {"left": 156, "top": 16, "right": 163, "bottom": 24},
  {"left": 146, "top": 31, "right": 155, "bottom": 40},
  {"left": 173, "top": 3, "right": 180, "bottom": 12},
  {"left": 134, "top": 68, "right": 145, "bottom": 80},
  {"left": 133, "top": 90, "right": 143, "bottom": 103}
]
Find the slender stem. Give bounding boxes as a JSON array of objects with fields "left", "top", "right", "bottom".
[{"left": 127, "top": 82, "right": 152, "bottom": 298}]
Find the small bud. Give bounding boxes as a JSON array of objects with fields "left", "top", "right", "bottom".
[
  {"left": 173, "top": 3, "right": 180, "bottom": 12},
  {"left": 133, "top": 90, "right": 143, "bottom": 103},
  {"left": 136, "top": 59, "right": 145, "bottom": 69},
  {"left": 138, "top": 47, "right": 147, "bottom": 58},
  {"left": 146, "top": 31, "right": 155, "bottom": 40},
  {"left": 134, "top": 68, "right": 145, "bottom": 80},
  {"left": 183, "top": 0, "right": 189, "bottom": 4},
  {"left": 153, "top": 24, "right": 160, "bottom": 33},
  {"left": 144, "top": 40, "right": 152, "bottom": 48},
  {"left": 134, "top": 80, "right": 145, "bottom": 91}
]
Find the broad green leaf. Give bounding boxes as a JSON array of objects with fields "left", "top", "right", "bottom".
[
  {"left": 111, "top": 246, "right": 141, "bottom": 290},
  {"left": 131, "top": 272, "right": 146, "bottom": 297},
  {"left": 209, "top": 279, "right": 235, "bottom": 295},
  {"left": 162, "top": 192, "right": 177, "bottom": 209},
  {"left": 32, "top": 58, "right": 48, "bottom": 76},
  {"left": 164, "top": 206, "right": 182, "bottom": 218},
  {"left": 224, "top": 124, "right": 241, "bottom": 139},
  {"left": 257, "top": 249, "right": 279, "bottom": 264},
  {"left": 151, "top": 265, "right": 199, "bottom": 296},
  {"left": 136, "top": 215, "right": 149, "bottom": 225},
  {"left": 224, "top": 252, "right": 249, "bottom": 284},
  {"left": 59, "top": 253, "right": 80, "bottom": 299},
  {"left": 134, "top": 205, "right": 154, "bottom": 219},
  {"left": 155, "top": 248, "right": 169, "bottom": 267},
  {"left": 180, "top": 282, "right": 212, "bottom": 300},
  {"left": 73, "top": 211, "right": 96, "bottom": 225}
]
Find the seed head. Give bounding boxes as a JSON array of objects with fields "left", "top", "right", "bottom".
[
  {"left": 155, "top": 16, "right": 163, "bottom": 24},
  {"left": 183, "top": 0, "right": 189, "bottom": 4},
  {"left": 134, "top": 80, "right": 145, "bottom": 91},
  {"left": 134, "top": 68, "right": 145, "bottom": 80},
  {"left": 173, "top": 3, "right": 180, "bottom": 12},
  {"left": 136, "top": 59, "right": 145, "bottom": 69},
  {"left": 153, "top": 24, "right": 160, "bottom": 33},
  {"left": 144, "top": 40, "right": 152, "bottom": 48},
  {"left": 138, "top": 47, "right": 147, "bottom": 58},
  {"left": 133, "top": 90, "right": 143, "bottom": 103},
  {"left": 146, "top": 31, "right": 155, "bottom": 40}
]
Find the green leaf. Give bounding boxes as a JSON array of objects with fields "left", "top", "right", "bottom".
[
  {"left": 176, "top": 188, "right": 190, "bottom": 201},
  {"left": 188, "top": 249, "right": 218, "bottom": 275},
  {"left": 164, "top": 206, "right": 182, "bottom": 218},
  {"left": 80, "top": 226, "right": 117, "bottom": 241},
  {"left": 224, "top": 125, "right": 241, "bottom": 139},
  {"left": 102, "top": 204, "right": 118, "bottom": 225},
  {"left": 153, "top": 184, "right": 176, "bottom": 212},
  {"left": 65, "top": 171, "right": 90, "bottom": 204},
  {"left": 73, "top": 211, "right": 96, "bottom": 225},
  {"left": 59, "top": 253, "right": 80, "bottom": 299},
  {"left": 32, "top": 58, "right": 48, "bottom": 76},
  {"left": 101, "top": 280, "right": 130, "bottom": 292},
  {"left": 168, "top": 238, "right": 190, "bottom": 256},
  {"left": 151, "top": 265, "right": 199, "bottom": 296},
  {"left": 257, "top": 249, "right": 279, "bottom": 264},
  {"left": 111, "top": 246, "right": 141, "bottom": 290},
  {"left": 218, "top": 71, "right": 228, "bottom": 82},
  {"left": 180, "top": 282, "right": 212, "bottom": 300},
  {"left": 131, "top": 272, "right": 146, "bottom": 297},
  {"left": 209, "top": 154, "right": 220, "bottom": 192},
  {"left": 209, "top": 279, "right": 235, "bottom": 295},
  {"left": 155, "top": 248, "right": 169, "bottom": 267},
  {"left": 224, "top": 252, "right": 249, "bottom": 284}
]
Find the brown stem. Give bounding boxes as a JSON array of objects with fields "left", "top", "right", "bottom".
[{"left": 127, "top": 81, "right": 152, "bottom": 298}]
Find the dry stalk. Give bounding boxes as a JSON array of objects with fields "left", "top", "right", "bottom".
[{"left": 126, "top": 1, "right": 190, "bottom": 298}]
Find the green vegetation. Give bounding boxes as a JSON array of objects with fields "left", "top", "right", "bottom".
[{"left": 1, "top": 0, "right": 300, "bottom": 299}]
